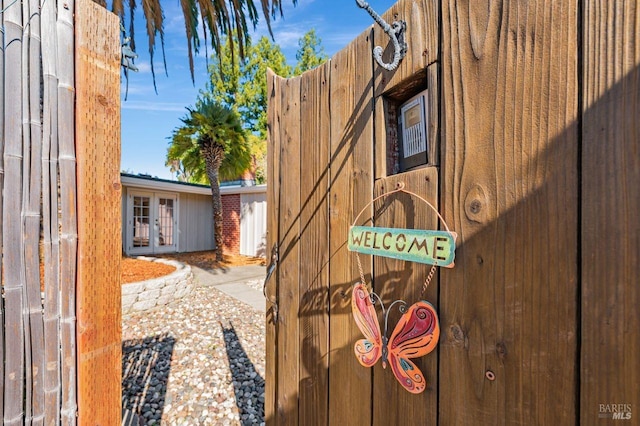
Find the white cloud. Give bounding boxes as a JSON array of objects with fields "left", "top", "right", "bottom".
[
  {"left": 121, "top": 100, "right": 189, "bottom": 112},
  {"left": 132, "top": 60, "right": 152, "bottom": 74}
]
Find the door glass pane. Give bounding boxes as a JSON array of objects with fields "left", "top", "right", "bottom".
[
  {"left": 157, "top": 198, "right": 174, "bottom": 246},
  {"left": 133, "top": 196, "right": 150, "bottom": 247}
]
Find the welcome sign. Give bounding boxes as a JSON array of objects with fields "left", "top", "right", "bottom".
[{"left": 348, "top": 226, "right": 457, "bottom": 267}]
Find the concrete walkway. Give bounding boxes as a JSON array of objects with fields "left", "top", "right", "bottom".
[{"left": 190, "top": 264, "right": 266, "bottom": 312}]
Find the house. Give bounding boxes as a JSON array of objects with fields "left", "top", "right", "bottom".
[{"left": 121, "top": 173, "right": 267, "bottom": 257}]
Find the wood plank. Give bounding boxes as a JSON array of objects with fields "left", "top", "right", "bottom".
[
  {"left": 372, "top": 168, "right": 439, "bottom": 426},
  {"left": 426, "top": 64, "right": 439, "bottom": 166},
  {"left": 372, "top": 0, "right": 439, "bottom": 94},
  {"left": 276, "top": 76, "right": 302, "bottom": 425},
  {"left": 327, "top": 29, "right": 375, "bottom": 426},
  {"left": 373, "top": 0, "right": 439, "bottom": 179},
  {"left": 298, "top": 62, "right": 331, "bottom": 426},
  {"left": 581, "top": 1, "right": 640, "bottom": 424},
  {"left": 265, "top": 69, "right": 282, "bottom": 426},
  {"left": 74, "top": 1, "right": 122, "bottom": 424},
  {"left": 440, "top": 0, "right": 578, "bottom": 424}
]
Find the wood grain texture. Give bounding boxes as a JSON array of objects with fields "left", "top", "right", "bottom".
[
  {"left": 265, "top": 69, "right": 282, "bottom": 426},
  {"left": 276, "top": 76, "right": 302, "bottom": 426},
  {"left": 581, "top": 1, "right": 640, "bottom": 424},
  {"left": 426, "top": 64, "right": 439, "bottom": 166},
  {"left": 373, "top": 0, "right": 439, "bottom": 94},
  {"left": 440, "top": 0, "right": 578, "bottom": 424},
  {"left": 327, "top": 30, "right": 375, "bottom": 426},
  {"left": 75, "top": 1, "right": 122, "bottom": 423},
  {"left": 372, "top": 168, "right": 439, "bottom": 426},
  {"left": 298, "top": 62, "right": 331, "bottom": 425},
  {"left": 373, "top": 0, "right": 439, "bottom": 179}
]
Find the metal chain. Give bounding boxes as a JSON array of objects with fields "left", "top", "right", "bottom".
[
  {"left": 421, "top": 265, "right": 437, "bottom": 297},
  {"left": 354, "top": 252, "right": 438, "bottom": 301},
  {"left": 355, "top": 252, "right": 368, "bottom": 290}
]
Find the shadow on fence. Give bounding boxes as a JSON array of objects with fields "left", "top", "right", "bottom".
[
  {"left": 122, "top": 334, "right": 176, "bottom": 425},
  {"left": 221, "top": 321, "right": 265, "bottom": 425}
]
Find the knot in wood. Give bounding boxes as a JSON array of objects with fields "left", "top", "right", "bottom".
[
  {"left": 496, "top": 342, "right": 507, "bottom": 360},
  {"left": 469, "top": 199, "right": 482, "bottom": 214},
  {"left": 448, "top": 324, "right": 465, "bottom": 345},
  {"left": 464, "top": 184, "right": 489, "bottom": 223}
]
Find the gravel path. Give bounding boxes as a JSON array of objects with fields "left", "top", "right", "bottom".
[{"left": 122, "top": 284, "right": 266, "bottom": 425}]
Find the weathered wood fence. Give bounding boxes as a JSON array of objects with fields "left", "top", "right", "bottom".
[
  {"left": 265, "top": 0, "right": 639, "bottom": 424},
  {"left": 0, "top": 0, "right": 121, "bottom": 423}
]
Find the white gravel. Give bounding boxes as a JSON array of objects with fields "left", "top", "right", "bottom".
[{"left": 122, "top": 284, "right": 266, "bottom": 425}]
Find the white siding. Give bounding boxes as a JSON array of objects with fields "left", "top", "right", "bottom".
[
  {"left": 121, "top": 177, "right": 265, "bottom": 256},
  {"left": 178, "top": 192, "right": 215, "bottom": 252},
  {"left": 122, "top": 189, "right": 127, "bottom": 254},
  {"left": 240, "top": 192, "right": 267, "bottom": 257}
]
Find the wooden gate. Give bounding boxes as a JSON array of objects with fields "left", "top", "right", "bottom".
[{"left": 265, "top": 1, "right": 639, "bottom": 424}]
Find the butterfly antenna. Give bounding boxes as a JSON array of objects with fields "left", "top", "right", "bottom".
[{"left": 384, "top": 299, "right": 407, "bottom": 339}]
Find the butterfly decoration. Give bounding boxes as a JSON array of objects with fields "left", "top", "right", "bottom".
[{"left": 352, "top": 283, "right": 440, "bottom": 394}]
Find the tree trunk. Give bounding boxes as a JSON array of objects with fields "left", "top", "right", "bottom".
[{"left": 204, "top": 148, "right": 224, "bottom": 261}]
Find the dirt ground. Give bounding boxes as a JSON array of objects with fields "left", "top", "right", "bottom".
[{"left": 122, "top": 251, "right": 265, "bottom": 284}]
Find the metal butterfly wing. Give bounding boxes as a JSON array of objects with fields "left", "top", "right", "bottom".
[
  {"left": 387, "top": 301, "right": 440, "bottom": 393},
  {"left": 351, "top": 283, "right": 440, "bottom": 394},
  {"left": 351, "top": 283, "right": 383, "bottom": 367}
]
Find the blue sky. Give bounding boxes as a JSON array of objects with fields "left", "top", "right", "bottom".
[{"left": 120, "top": 0, "right": 395, "bottom": 179}]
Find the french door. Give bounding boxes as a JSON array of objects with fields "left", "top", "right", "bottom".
[{"left": 128, "top": 191, "right": 178, "bottom": 254}]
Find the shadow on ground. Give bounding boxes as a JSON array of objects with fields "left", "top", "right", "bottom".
[
  {"left": 221, "top": 321, "right": 265, "bottom": 425},
  {"left": 122, "top": 334, "right": 175, "bottom": 425}
]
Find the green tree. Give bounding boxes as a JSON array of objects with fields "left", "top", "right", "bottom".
[
  {"left": 238, "top": 36, "right": 291, "bottom": 137},
  {"left": 201, "top": 36, "right": 242, "bottom": 109},
  {"left": 246, "top": 134, "right": 267, "bottom": 184},
  {"left": 293, "top": 28, "right": 328, "bottom": 76},
  {"left": 202, "top": 34, "right": 291, "bottom": 138},
  {"left": 167, "top": 99, "right": 251, "bottom": 260},
  {"left": 106, "top": 0, "right": 297, "bottom": 83}
]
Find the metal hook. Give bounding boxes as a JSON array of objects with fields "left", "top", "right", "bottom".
[{"left": 355, "top": 0, "right": 407, "bottom": 71}]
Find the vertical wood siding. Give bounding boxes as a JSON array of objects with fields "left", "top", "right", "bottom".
[
  {"left": 440, "top": 0, "right": 579, "bottom": 424},
  {"left": 240, "top": 192, "right": 268, "bottom": 257},
  {"left": 179, "top": 193, "right": 216, "bottom": 253},
  {"left": 581, "top": 1, "right": 640, "bottom": 423},
  {"left": 266, "top": 0, "right": 639, "bottom": 424}
]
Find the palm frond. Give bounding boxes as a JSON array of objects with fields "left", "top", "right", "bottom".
[
  {"left": 168, "top": 99, "right": 251, "bottom": 183},
  {"left": 111, "top": 0, "right": 124, "bottom": 21},
  {"left": 97, "top": 0, "right": 298, "bottom": 85},
  {"left": 179, "top": 0, "right": 199, "bottom": 82},
  {"left": 141, "top": 0, "right": 166, "bottom": 92},
  {"left": 128, "top": 0, "right": 137, "bottom": 51}
]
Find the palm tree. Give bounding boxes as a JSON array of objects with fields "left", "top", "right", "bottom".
[
  {"left": 105, "top": 0, "right": 297, "bottom": 83},
  {"left": 169, "top": 99, "right": 251, "bottom": 260}
]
